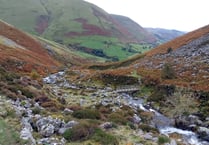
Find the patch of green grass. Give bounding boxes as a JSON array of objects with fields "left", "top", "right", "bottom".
[
  {"left": 92, "top": 128, "right": 119, "bottom": 145},
  {"left": 0, "top": 119, "right": 24, "bottom": 145},
  {"left": 158, "top": 136, "right": 170, "bottom": 144}
]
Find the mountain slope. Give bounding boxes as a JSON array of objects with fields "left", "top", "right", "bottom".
[
  {"left": 88, "top": 24, "right": 209, "bottom": 91},
  {"left": 146, "top": 28, "right": 185, "bottom": 44},
  {"left": 0, "top": 0, "right": 157, "bottom": 61},
  {"left": 133, "top": 24, "right": 209, "bottom": 91},
  {"left": 111, "top": 15, "right": 156, "bottom": 44},
  {"left": 0, "top": 20, "right": 61, "bottom": 74}
]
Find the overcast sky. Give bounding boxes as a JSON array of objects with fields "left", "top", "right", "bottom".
[{"left": 85, "top": 0, "right": 209, "bottom": 32}]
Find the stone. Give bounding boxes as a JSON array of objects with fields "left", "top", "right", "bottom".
[
  {"left": 198, "top": 127, "right": 209, "bottom": 135},
  {"left": 143, "top": 133, "right": 153, "bottom": 140},
  {"left": 100, "top": 122, "right": 113, "bottom": 130},
  {"left": 20, "top": 128, "right": 36, "bottom": 145},
  {"left": 40, "top": 124, "right": 55, "bottom": 137},
  {"left": 170, "top": 139, "right": 177, "bottom": 145},
  {"left": 132, "top": 114, "right": 141, "bottom": 124},
  {"left": 197, "top": 127, "right": 209, "bottom": 142},
  {"left": 36, "top": 116, "right": 64, "bottom": 137},
  {"left": 58, "top": 120, "right": 78, "bottom": 135},
  {"left": 63, "top": 108, "right": 73, "bottom": 115},
  {"left": 65, "top": 120, "right": 78, "bottom": 128},
  {"left": 58, "top": 128, "right": 67, "bottom": 135},
  {"left": 37, "top": 137, "right": 66, "bottom": 145}
]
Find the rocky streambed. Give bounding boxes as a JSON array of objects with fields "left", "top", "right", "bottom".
[{"left": 4, "top": 71, "right": 208, "bottom": 145}]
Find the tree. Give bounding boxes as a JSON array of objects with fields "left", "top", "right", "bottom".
[{"left": 161, "top": 63, "right": 176, "bottom": 79}]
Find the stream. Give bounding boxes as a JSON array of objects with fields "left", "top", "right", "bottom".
[
  {"left": 122, "top": 93, "right": 209, "bottom": 145},
  {"left": 43, "top": 72, "right": 209, "bottom": 145}
]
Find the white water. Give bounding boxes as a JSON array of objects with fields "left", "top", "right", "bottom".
[
  {"left": 160, "top": 127, "right": 209, "bottom": 145},
  {"left": 122, "top": 94, "right": 208, "bottom": 145}
]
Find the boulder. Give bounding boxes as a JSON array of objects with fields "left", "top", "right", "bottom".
[
  {"left": 197, "top": 127, "right": 209, "bottom": 140},
  {"left": 36, "top": 116, "right": 64, "bottom": 137},
  {"left": 40, "top": 124, "right": 55, "bottom": 137}
]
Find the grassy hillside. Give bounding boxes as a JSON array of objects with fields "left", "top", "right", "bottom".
[{"left": 0, "top": 0, "right": 156, "bottom": 61}]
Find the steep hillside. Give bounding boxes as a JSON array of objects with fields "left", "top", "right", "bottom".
[
  {"left": 88, "top": 24, "right": 209, "bottom": 91},
  {"left": 146, "top": 28, "right": 185, "bottom": 44},
  {"left": 131, "top": 24, "right": 209, "bottom": 91},
  {"left": 111, "top": 15, "right": 156, "bottom": 44},
  {"left": 0, "top": 0, "right": 157, "bottom": 61},
  {"left": 0, "top": 20, "right": 60, "bottom": 74}
]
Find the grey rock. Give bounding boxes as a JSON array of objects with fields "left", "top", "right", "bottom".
[
  {"left": 132, "top": 114, "right": 141, "bottom": 124},
  {"left": 36, "top": 116, "right": 64, "bottom": 137},
  {"left": 40, "top": 124, "right": 55, "bottom": 137},
  {"left": 65, "top": 120, "right": 78, "bottom": 128},
  {"left": 63, "top": 108, "right": 73, "bottom": 115},
  {"left": 100, "top": 122, "right": 113, "bottom": 130},
  {"left": 198, "top": 127, "right": 209, "bottom": 135},
  {"left": 20, "top": 128, "right": 36, "bottom": 145},
  {"left": 143, "top": 133, "right": 153, "bottom": 140},
  {"left": 170, "top": 139, "right": 177, "bottom": 145},
  {"left": 58, "top": 120, "right": 78, "bottom": 135},
  {"left": 37, "top": 137, "right": 66, "bottom": 145},
  {"left": 58, "top": 128, "right": 67, "bottom": 135}
]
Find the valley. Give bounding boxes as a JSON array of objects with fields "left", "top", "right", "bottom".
[{"left": 0, "top": 0, "right": 208, "bottom": 145}]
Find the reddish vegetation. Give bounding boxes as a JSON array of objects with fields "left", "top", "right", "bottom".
[
  {"left": 146, "top": 25, "right": 209, "bottom": 57},
  {"left": 35, "top": 15, "right": 50, "bottom": 34},
  {"left": 0, "top": 21, "right": 60, "bottom": 74},
  {"left": 65, "top": 18, "right": 111, "bottom": 37},
  {"left": 91, "top": 7, "right": 136, "bottom": 43},
  {"left": 85, "top": 25, "right": 209, "bottom": 91}
]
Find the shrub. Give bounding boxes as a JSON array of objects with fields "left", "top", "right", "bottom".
[
  {"left": 161, "top": 63, "right": 176, "bottom": 79},
  {"left": 147, "top": 85, "right": 175, "bottom": 102},
  {"left": 167, "top": 47, "right": 173, "bottom": 53},
  {"left": 108, "top": 113, "right": 127, "bottom": 125},
  {"left": 138, "top": 111, "right": 154, "bottom": 123},
  {"left": 63, "top": 122, "right": 96, "bottom": 141},
  {"left": 92, "top": 128, "right": 119, "bottom": 145},
  {"left": 30, "top": 70, "right": 40, "bottom": 80},
  {"left": 158, "top": 136, "right": 170, "bottom": 144},
  {"left": 72, "top": 109, "right": 101, "bottom": 119},
  {"left": 32, "top": 107, "right": 41, "bottom": 115},
  {"left": 141, "top": 75, "right": 160, "bottom": 87},
  {"left": 138, "top": 124, "right": 158, "bottom": 133}
]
